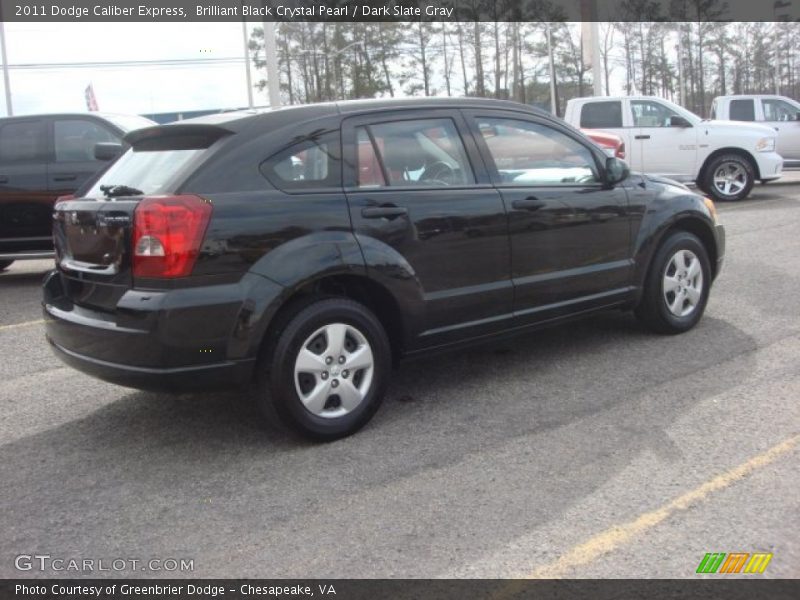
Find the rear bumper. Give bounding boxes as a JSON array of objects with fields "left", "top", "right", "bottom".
[
  {"left": 43, "top": 269, "right": 283, "bottom": 392},
  {"left": 48, "top": 338, "right": 255, "bottom": 393}
]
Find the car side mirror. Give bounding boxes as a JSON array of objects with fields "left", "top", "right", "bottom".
[
  {"left": 94, "top": 142, "right": 123, "bottom": 161},
  {"left": 669, "top": 116, "right": 692, "bottom": 128},
  {"left": 605, "top": 157, "right": 629, "bottom": 186}
]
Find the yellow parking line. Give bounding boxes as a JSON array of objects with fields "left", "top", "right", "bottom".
[
  {"left": 492, "top": 433, "right": 799, "bottom": 592},
  {"left": 0, "top": 319, "right": 46, "bottom": 332},
  {"left": 525, "top": 434, "right": 799, "bottom": 579}
]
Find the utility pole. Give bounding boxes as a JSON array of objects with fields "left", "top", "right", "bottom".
[
  {"left": 241, "top": 20, "right": 254, "bottom": 108},
  {"left": 0, "top": 20, "right": 12, "bottom": 116},
  {"left": 677, "top": 26, "right": 686, "bottom": 107},
  {"left": 546, "top": 23, "right": 558, "bottom": 116},
  {"left": 262, "top": 18, "right": 280, "bottom": 107}
]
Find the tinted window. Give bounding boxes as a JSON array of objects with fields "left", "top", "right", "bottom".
[
  {"left": 261, "top": 130, "right": 341, "bottom": 191},
  {"left": 0, "top": 120, "right": 47, "bottom": 162},
  {"left": 356, "top": 118, "right": 474, "bottom": 188},
  {"left": 580, "top": 101, "right": 623, "bottom": 128},
  {"left": 762, "top": 98, "right": 799, "bottom": 121},
  {"left": 86, "top": 148, "right": 203, "bottom": 197},
  {"left": 54, "top": 119, "right": 117, "bottom": 162},
  {"left": 477, "top": 117, "right": 599, "bottom": 185},
  {"left": 730, "top": 99, "right": 756, "bottom": 121},
  {"left": 631, "top": 100, "right": 682, "bottom": 127}
]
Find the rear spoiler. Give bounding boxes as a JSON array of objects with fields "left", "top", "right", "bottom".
[{"left": 125, "top": 124, "right": 234, "bottom": 151}]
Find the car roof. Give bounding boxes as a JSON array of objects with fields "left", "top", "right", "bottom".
[{"left": 168, "top": 97, "right": 553, "bottom": 131}]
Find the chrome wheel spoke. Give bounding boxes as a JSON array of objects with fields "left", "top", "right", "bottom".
[
  {"left": 685, "top": 285, "right": 701, "bottom": 305},
  {"left": 337, "top": 379, "right": 364, "bottom": 411},
  {"left": 296, "top": 347, "right": 326, "bottom": 373},
  {"left": 346, "top": 344, "right": 374, "bottom": 371},
  {"left": 663, "top": 274, "right": 680, "bottom": 293},
  {"left": 324, "top": 323, "right": 347, "bottom": 357},
  {"left": 669, "top": 291, "right": 685, "bottom": 314},
  {"left": 302, "top": 380, "right": 332, "bottom": 414},
  {"left": 687, "top": 257, "right": 701, "bottom": 280}
]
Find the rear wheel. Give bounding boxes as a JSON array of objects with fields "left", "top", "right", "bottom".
[
  {"left": 635, "top": 231, "right": 711, "bottom": 334},
  {"left": 259, "top": 297, "right": 391, "bottom": 441},
  {"left": 0, "top": 260, "right": 13, "bottom": 271},
  {"left": 703, "top": 154, "right": 755, "bottom": 202}
]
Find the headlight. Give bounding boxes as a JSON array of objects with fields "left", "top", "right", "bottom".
[{"left": 756, "top": 137, "right": 776, "bottom": 152}]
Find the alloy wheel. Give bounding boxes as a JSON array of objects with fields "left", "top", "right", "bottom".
[{"left": 662, "top": 249, "right": 704, "bottom": 317}]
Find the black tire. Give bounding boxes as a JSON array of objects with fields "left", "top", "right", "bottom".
[
  {"left": 635, "top": 231, "right": 712, "bottom": 335},
  {"left": 0, "top": 260, "right": 13, "bottom": 271},
  {"left": 259, "top": 297, "right": 391, "bottom": 441},
  {"left": 702, "top": 153, "right": 755, "bottom": 202}
]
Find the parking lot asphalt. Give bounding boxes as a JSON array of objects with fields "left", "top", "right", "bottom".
[{"left": 1, "top": 184, "right": 798, "bottom": 579}]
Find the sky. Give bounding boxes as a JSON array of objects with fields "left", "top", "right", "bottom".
[{"left": 1, "top": 22, "right": 261, "bottom": 117}]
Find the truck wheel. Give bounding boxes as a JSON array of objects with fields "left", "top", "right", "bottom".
[
  {"left": 703, "top": 154, "right": 755, "bottom": 202},
  {"left": 260, "top": 297, "right": 391, "bottom": 441},
  {"left": 0, "top": 260, "right": 13, "bottom": 271},
  {"left": 635, "top": 231, "right": 711, "bottom": 335}
]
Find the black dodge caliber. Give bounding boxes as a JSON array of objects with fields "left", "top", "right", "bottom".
[{"left": 44, "top": 98, "right": 725, "bottom": 440}]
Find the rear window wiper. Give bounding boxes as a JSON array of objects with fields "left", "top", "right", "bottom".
[{"left": 100, "top": 184, "right": 144, "bottom": 198}]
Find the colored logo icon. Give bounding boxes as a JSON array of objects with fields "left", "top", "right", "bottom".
[{"left": 696, "top": 552, "right": 773, "bottom": 574}]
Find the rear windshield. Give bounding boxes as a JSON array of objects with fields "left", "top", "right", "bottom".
[{"left": 85, "top": 148, "right": 203, "bottom": 197}]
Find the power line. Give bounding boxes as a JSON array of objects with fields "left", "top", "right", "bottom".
[{"left": 6, "top": 57, "right": 247, "bottom": 70}]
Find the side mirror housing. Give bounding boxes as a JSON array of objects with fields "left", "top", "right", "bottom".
[
  {"left": 605, "top": 157, "right": 630, "bottom": 186},
  {"left": 669, "top": 115, "right": 692, "bottom": 128},
  {"left": 94, "top": 142, "right": 123, "bottom": 161}
]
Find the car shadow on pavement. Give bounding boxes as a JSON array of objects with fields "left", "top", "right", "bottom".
[{"left": 0, "top": 311, "right": 758, "bottom": 577}]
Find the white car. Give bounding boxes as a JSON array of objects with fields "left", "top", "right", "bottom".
[
  {"left": 564, "top": 96, "right": 783, "bottom": 201},
  {"left": 711, "top": 95, "right": 800, "bottom": 167}
]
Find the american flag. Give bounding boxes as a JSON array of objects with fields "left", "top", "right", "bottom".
[{"left": 85, "top": 84, "right": 98, "bottom": 111}]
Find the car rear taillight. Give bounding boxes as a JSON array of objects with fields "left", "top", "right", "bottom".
[{"left": 133, "top": 195, "right": 212, "bottom": 278}]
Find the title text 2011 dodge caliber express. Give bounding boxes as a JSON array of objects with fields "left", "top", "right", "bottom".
[{"left": 43, "top": 98, "right": 725, "bottom": 440}]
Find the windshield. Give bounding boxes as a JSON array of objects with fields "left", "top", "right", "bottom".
[{"left": 85, "top": 148, "right": 203, "bottom": 198}]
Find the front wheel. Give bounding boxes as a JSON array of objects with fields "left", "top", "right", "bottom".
[
  {"left": 703, "top": 154, "right": 755, "bottom": 202},
  {"left": 635, "top": 231, "right": 712, "bottom": 334},
  {"left": 260, "top": 297, "right": 391, "bottom": 441}
]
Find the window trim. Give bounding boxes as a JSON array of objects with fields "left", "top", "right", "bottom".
[
  {"left": 342, "top": 108, "right": 492, "bottom": 191},
  {"left": 259, "top": 128, "right": 343, "bottom": 194},
  {"left": 464, "top": 110, "right": 608, "bottom": 190}
]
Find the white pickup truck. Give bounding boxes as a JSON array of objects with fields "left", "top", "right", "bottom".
[
  {"left": 564, "top": 96, "right": 783, "bottom": 201},
  {"left": 711, "top": 95, "right": 800, "bottom": 167}
]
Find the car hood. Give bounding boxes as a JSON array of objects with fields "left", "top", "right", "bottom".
[
  {"left": 642, "top": 173, "right": 691, "bottom": 191},
  {"left": 701, "top": 120, "right": 776, "bottom": 137}
]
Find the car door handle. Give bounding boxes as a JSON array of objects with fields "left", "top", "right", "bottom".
[
  {"left": 53, "top": 174, "right": 77, "bottom": 182},
  {"left": 635, "top": 135, "right": 651, "bottom": 140},
  {"left": 512, "top": 198, "right": 546, "bottom": 211},
  {"left": 361, "top": 205, "right": 408, "bottom": 219}
]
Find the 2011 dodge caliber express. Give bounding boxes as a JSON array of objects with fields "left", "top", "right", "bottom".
[{"left": 43, "top": 98, "right": 725, "bottom": 440}]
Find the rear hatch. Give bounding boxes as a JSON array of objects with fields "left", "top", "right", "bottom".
[{"left": 52, "top": 124, "right": 229, "bottom": 312}]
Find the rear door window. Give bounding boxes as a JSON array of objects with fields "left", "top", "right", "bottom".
[
  {"left": 0, "top": 120, "right": 47, "bottom": 163},
  {"left": 579, "top": 101, "right": 623, "bottom": 128},
  {"left": 54, "top": 119, "right": 118, "bottom": 162},
  {"left": 730, "top": 99, "right": 756, "bottom": 121},
  {"left": 260, "top": 130, "right": 341, "bottom": 191},
  {"left": 355, "top": 118, "right": 474, "bottom": 188}
]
